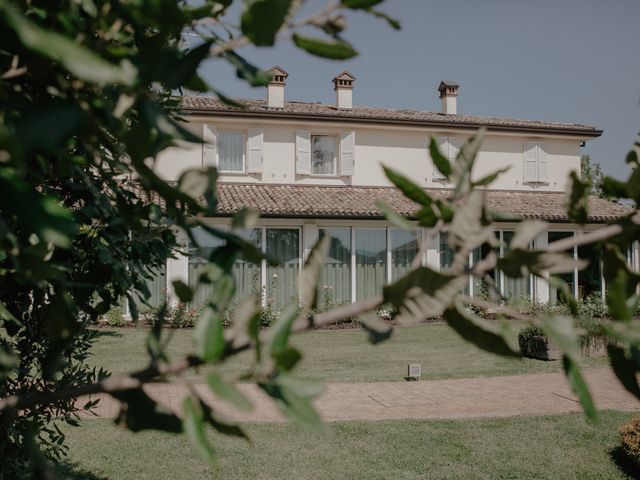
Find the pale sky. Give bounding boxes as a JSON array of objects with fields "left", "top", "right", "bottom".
[{"left": 198, "top": 0, "right": 640, "bottom": 180}]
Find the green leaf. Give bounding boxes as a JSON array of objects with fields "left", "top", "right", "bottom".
[
  {"left": 292, "top": 34, "right": 358, "bottom": 60},
  {"left": 0, "top": 3, "right": 135, "bottom": 85},
  {"left": 182, "top": 396, "right": 216, "bottom": 464},
  {"left": 376, "top": 200, "right": 415, "bottom": 232},
  {"left": 231, "top": 207, "right": 260, "bottom": 231},
  {"left": 365, "top": 8, "right": 401, "bottom": 29},
  {"left": 452, "top": 129, "right": 485, "bottom": 196},
  {"left": 547, "top": 276, "right": 578, "bottom": 316},
  {"left": 499, "top": 250, "right": 585, "bottom": 277},
  {"left": 163, "top": 41, "right": 213, "bottom": 90},
  {"left": 298, "top": 235, "right": 331, "bottom": 310},
  {"left": 602, "top": 321, "right": 640, "bottom": 346},
  {"left": 241, "top": 0, "right": 292, "bottom": 46},
  {"left": 177, "top": 168, "right": 219, "bottom": 212},
  {"left": 383, "top": 165, "right": 433, "bottom": 206},
  {"left": 608, "top": 345, "right": 640, "bottom": 400},
  {"left": 229, "top": 295, "right": 261, "bottom": 350},
  {"left": 567, "top": 171, "right": 589, "bottom": 225},
  {"left": 0, "top": 301, "right": 22, "bottom": 336},
  {"left": 112, "top": 388, "right": 182, "bottom": 433},
  {"left": 449, "top": 190, "right": 494, "bottom": 252},
  {"left": 341, "top": 0, "right": 384, "bottom": 8},
  {"left": 562, "top": 356, "right": 596, "bottom": 421},
  {"left": 172, "top": 280, "right": 194, "bottom": 303},
  {"left": 273, "top": 346, "right": 302, "bottom": 371},
  {"left": 142, "top": 101, "right": 202, "bottom": 144},
  {"left": 194, "top": 308, "right": 225, "bottom": 363},
  {"left": 508, "top": 220, "right": 548, "bottom": 250},
  {"left": 358, "top": 312, "right": 393, "bottom": 344},
  {"left": 223, "top": 51, "right": 271, "bottom": 87},
  {"left": 267, "top": 304, "right": 299, "bottom": 358},
  {"left": 538, "top": 314, "right": 580, "bottom": 360},
  {"left": 260, "top": 373, "right": 326, "bottom": 432},
  {"left": 429, "top": 137, "right": 451, "bottom": 179},
  {"left": 207, "top": 373, "right": 253, "bottom": 411},
  {"left": 383, "top": 266, "right": 467, "bottom": 323},
  {"left": 0, "top": 169, "right": 75, "bottom": 248},
  {"left": 14, "top": 101, "right": 85, "bottom": 152},
  {"left": 472, "top": 166, "right": 510, "bottom": 188},
  {"left": 443, "top": 304, "right": 520, "bottom": 357}
]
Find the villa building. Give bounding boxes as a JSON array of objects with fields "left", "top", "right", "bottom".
[{"left": 140, "top": 67, "right": 635, "bottom": 309}]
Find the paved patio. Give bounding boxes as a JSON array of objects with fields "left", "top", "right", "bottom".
[{"left": 79, "top": 368, "right": 639, "bottom": 422}]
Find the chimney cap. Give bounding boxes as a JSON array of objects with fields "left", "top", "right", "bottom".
[
  {"left": 333, "top": 70, "right": 356, "bottom": 90},
  {"left": 269, "top": 65, "right": 289, "bottom": 85},
  {"left": 438, "top": 80, "right": 459, "bottom": 98}
]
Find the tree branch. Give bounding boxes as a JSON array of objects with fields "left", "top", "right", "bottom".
[{"left": 0, "top": 294, "right": 383, "bottom": 414}]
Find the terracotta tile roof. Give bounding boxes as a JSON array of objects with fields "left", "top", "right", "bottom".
[
  {"left": 210, "top": 183, "right": 630, "bottom": 223},
  {"left": 180, "top": 97, "right": 601, "bottom": 137}
]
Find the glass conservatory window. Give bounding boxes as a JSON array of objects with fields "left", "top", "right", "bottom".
[
  {"left": 390, "top": 229, "right": 419, "bottom": 280},
  {"left": 355, "top": 228, "right": 387, "bottom": 301},
  {"left": 265, "top": 228, "right": 300, "bottom": 308},
  {"left": 318, "top": 228, "right": 352, "bottom": 305}
]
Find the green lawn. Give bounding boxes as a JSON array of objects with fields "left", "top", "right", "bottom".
[
  {"left": 90, "top": 323, "right": 608, "bottom": 383},
  {"left": 60, "top": 412, "right": 636, "bottom": 480}
]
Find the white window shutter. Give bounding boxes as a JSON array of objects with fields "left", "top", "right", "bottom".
[
  {"left": 339, "top": 131, "right": 355, "bottom": 176},
  {"left": 202, "top": 124, "right": 217, "bottom": 167},
  {"left": 448, "top": 137, "right": 461, "bottom": 161},
  {"left": 523, "top": 141, "right": 538, "bottom": 183},
  {"left": 433, "top": 136, "right": 449, "bottom": 180},
  {"left": 537, "top": 142, "right": 549, "bottom": 182},
  {"left": 295, "top": 130, "right": 311, "bottom": 175},
  {"left": 246, "top": 128, "right": 263, "bottom": 173}
]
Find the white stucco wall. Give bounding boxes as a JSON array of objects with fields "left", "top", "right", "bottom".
[{"left": 154, "top": 116, "right": 585, "bottom": 192}]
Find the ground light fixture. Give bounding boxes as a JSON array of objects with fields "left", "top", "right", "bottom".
[{"left": 407, "top": 363, "right": 421, "bottom": 381}]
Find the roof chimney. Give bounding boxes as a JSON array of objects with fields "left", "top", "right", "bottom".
[
  {"left": 267, "top": 66, "right": 288, "bottom": 108},
  {"left": 438, "top": 80, "right": 459, "bottom": 115},
  {"left": 333, "top": 71, "right": 356, "bottom": 109}
]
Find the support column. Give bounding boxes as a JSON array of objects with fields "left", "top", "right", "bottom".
[
  {"left": 302, "top": 222, "right": 319, "bottom": 262},
  {"left": 166, "top": 229, "right": 189, "bottom": 305},
  {"left": 534, "top": 232, "right": 549, "bottom": 303},
  {"left": 425, "top": 231, "right": 440, "bottom": 270}
]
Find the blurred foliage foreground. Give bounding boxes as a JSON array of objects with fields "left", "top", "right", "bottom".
[{"left": 0, "top": 0, "right": 639, "bottom": 478}]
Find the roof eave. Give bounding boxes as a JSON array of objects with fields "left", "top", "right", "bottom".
[{"left": 181, "top": 108, "right": 603, "bottom": 139}]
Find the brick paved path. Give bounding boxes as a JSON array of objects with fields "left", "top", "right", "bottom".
[{"left": 79, "top": 368, "right": 639, "bottom": 422}]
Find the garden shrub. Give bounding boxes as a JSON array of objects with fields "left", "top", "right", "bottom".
[
  {"left": 517, "top": 325, "right": 545, "bottom": 353},
  {"left": 620, "top": 415, "right": 640, "bottom": 467},
  {"left": 98, "top": 309, "right": 127, "bottom": 327}
]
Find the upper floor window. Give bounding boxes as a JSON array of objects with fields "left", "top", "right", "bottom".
[
  {"left": 203, "top": 124, "right": 263, "bottom": 174},
  {"left": 218, "top": 131, "right": 245, "bottom": 172},
  {"left": 296, "top": 130, "right": 354, "bottom": 177},
  {"left": 523, "top": 141, "right": 549, "bottom": 184},
  {"left": 311, "top": 135, "right": 337, "bottom": 175}
]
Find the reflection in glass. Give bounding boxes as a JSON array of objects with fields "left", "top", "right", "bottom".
[
  {"left": 266, "top": 229, "right": 300, "bottom": 308},
  {"left": 390, "top": 229, "right": 419, "bottom": 280},
  {"left": 355, "top": 229, "right": 386, "bottom": 300},
  {"left": 319, "top": 228, "right": 352, "bottom": 305}
]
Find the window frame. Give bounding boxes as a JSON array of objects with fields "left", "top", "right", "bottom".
[
  {"left": 310, "top": 133, "right": 338, "bottom": 177},
  {"left": 217, "top": 129, "right": 246, "bottom": 174}
]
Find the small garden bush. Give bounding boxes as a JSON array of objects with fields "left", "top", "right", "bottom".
[
  {"left": 98, "top": 308, "right": 127, "bottom": 327},
  {"left": 620, "top": 415, "right": 640, "bottom": 468},
  {"left": 517, "top": 325, "right": 545, "bottom": 353},
  {"left": 142, "top": 304, "right": 201, "bottom": 328}
]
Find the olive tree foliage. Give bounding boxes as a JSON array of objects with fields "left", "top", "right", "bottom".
[
  {"left": 0, "top": 0, "right": 639, "bottom": 477},
  {"left": 0, "top": 0, "right": 399, "bottom": 476}
]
